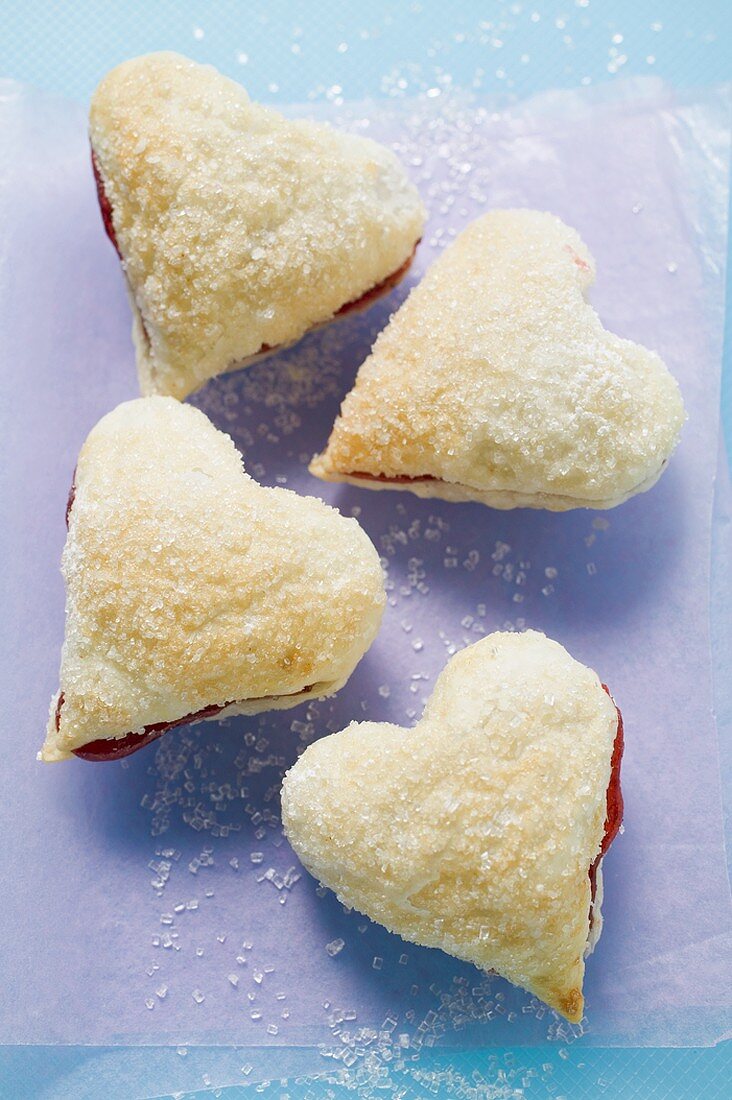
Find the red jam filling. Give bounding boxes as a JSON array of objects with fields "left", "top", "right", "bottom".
[
  {"left": 91, "top": 151, "right": 121, "bottom": 259},
  {"left": 64, "top": 695, "right": 232, "bottom": 760},
  {"left": 589, "top": 687, "right": 624, "bottom": 919},
  {"left": 65, "top": 470, "right": 76, "bottom": 528},
  {"left": 65, "top": 685, "right": 314, "bottom": 761},
  {"left": 64, "top": 699, "right": 228, "bottom": 761},
  {"left": 345, "top": 472, "right": 439, "bottom": 485}
]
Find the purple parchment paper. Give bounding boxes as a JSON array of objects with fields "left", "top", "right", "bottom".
[{"left": 1, "top": 76, "right": 730, "bottom": 1086}]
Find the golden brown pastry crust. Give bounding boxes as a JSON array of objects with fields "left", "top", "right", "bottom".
[
  {"left": 89, "top": 52, "right": 426, "bottom": 400},
  {"left": 41, "top": 397, "right": 385, "bottom": 761},
  {"left": 311, "top": 209, "right": 685, "bottom": 510},
  {"left": 282, "top": 630, "right": 618, "bottom": 1022}
]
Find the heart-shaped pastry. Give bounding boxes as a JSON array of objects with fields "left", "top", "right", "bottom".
[
  {"left": 311, "top": 209, "right": 685, "bottom": 510},
  {"left": 282, "top": 630, "right": 623, "bottom": 1022},
  {"left": 89, "top": 52, "right": 426, "bottom": 400},
  {"left": 41, "top": 397, "right": 385, "bottom": 762}
]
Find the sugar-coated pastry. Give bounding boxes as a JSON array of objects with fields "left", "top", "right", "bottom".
[
  {"left": 89, "top": 52, "right": 425, "bottom": 401},
  {"left": 282, "top": 630, "right": 623, "bottom": 1022},
  {"left": 311, "top": 209, "right": 685, "bottom": 510},
  {"left": 41, "top": 397, "right": 385, "bottom": 762}
]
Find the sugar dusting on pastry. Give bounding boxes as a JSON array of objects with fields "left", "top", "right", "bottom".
[
  {"left": 42, "top": 397, "right": 385, "bottom": 761},
  {"left": 282, "top": 630, "right": 619, "bottom": 1022},
  {"left": 311, "top": 209, "right": 685, "bottom": 510},
  {"left": 89, "top": 52, "right": 426, "bottom": 400}
]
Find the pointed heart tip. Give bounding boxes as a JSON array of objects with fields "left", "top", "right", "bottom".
[{"left": 283, "top": 630, "right": 621, "bottom": 1022}]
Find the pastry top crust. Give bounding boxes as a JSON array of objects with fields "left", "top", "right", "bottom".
[
  {"left": 282, "top": 630, "right": 618, "bottom": 1022},
  {"left": 311, "top": 209, "right": 685, "bottom": 507},
  {"left": 42, "top": 397, "right": 385, "bottom": 761},
  {"left": 89, "top": 52, "right": 426, "bottom": 400}
]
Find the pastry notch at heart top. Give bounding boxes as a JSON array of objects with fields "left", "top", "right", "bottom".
[
  {"left": 311, "top": 209, "right": 685, "bottom": 510},
  {"left": 89, "top": 52, "right": 426, "bottom": 400},
  {"left": 282, "top": 630, "right": 623, "bottom": 1022},
  {"left": 41, "top": 397, "right": 385, "bottom": 762}
]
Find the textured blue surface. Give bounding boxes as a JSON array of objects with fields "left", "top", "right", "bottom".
[
  {"left": 1, "top": 2, "right": 730, "bottom": 1097},
  {"left": 1, "top": 0, "right": 730, "bottom": 105},
  {"left": 2, "top": 0, "right": 730, "bottom": 443}
]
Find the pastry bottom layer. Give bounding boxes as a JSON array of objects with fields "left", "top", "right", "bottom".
[
  {"left": 309, "top": 465, "right": 666, "bottom": 512},
  {"left": 586, "top": 859, "right": 605, "bottom": 957},
  {"left": 46, "top": 676, "right": 345, "bottom": 763}
]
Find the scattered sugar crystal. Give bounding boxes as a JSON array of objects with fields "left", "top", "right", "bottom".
[
  {"left": 192, "top": 989, "right": 205, "bottom": 1004},
  {"left": 372, "top": 956, "right": 383, "bottom": 970},
  {"left": 326, "top": 938, "right": 345, "bottom": 957}
]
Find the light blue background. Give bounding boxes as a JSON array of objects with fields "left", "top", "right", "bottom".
[{"left": 1, "top": 2, "right": 730, "bottom": 1097}]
